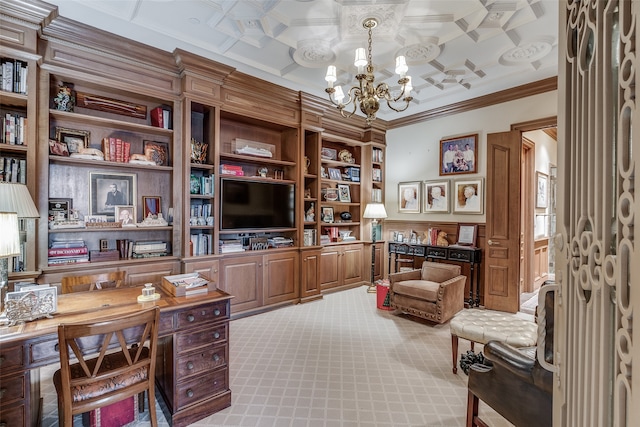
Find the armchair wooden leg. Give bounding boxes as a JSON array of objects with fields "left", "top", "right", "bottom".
[
  {"left": 466, "top": 390, "right": 478, "bottom": 426},
  {"left": 452, "top": 334, "right": 459, "bottom": 374}
]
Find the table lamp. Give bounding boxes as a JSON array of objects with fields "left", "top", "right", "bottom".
[
  {"left": 0, "top": 182, "right": 40, "bottom": 314},
  {"left": 363, "top": 203, "right": 387, "bottom": 293}
]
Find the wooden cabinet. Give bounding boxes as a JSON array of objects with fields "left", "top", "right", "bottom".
[
  {"left": 0, "top": 344, "right": 36, "bottom": 427},
  {"left": 300, "top": 248, "right": 322, "bottom": 302},
  {"left": 320, "top": 243, "right": 365, "bottom": 291},
  {"left": 533, "top": 238, "right": 549, "bottom": 290}
]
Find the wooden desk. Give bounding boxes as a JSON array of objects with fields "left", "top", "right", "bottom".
[
  {"left": 0, "top": 286, "right": 233, "bottom": 427},
  {"left": 388, "top": 242, "right": 482, "bottom": 307}
]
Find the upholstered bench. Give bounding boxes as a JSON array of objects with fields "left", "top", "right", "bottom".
[{"left": 450, "top": 308, "right": 537, "bottom": 374}]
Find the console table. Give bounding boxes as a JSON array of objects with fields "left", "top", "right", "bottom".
[
  {"left": 388, "top": 242, "right": 482, "bottom": 307},
  {"left": 0, "top": 286, "right": 232, "bottom": 427}
]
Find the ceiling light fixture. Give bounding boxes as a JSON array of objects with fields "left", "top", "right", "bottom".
[{"left": 325, "top": 17, "right": 413, "bottom": 125}]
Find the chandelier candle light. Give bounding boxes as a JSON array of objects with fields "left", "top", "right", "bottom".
[{"left": 325, "top": 17, "right": 413, "bottom": 125}]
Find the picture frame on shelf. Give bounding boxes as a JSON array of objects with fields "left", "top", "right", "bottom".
[
  {"left": 55, "top": 126, "right": 90, "bottom": 154},
  {"left": 90, "top": 172, "right": 136, "bottom": 216},
  {"left": 114, "top": 205, "right": 137, "bottom": 226},
  {"left": 536, "top": 172, "right": 548, "bottom": 208},
  {"left": 321, "top": 147, "right": 337, "bottom": 160},
  {"left": 398, "top": 181, "right": 421, "bottom": 213},
  {"left": 453, "top": 178, "right": 484, "bottom": 214},
  {"left": 143, "top": 140, "right": 170, "bottom": 166},
  {"left": 337, "top": 184, "right": 351, "bottom": 202},
  {"left": 456, "top": 223, "right": 478, "bottom": 247},
  {"left": 48, "top": 198, "right": 72, "bottom": 221},
  {"left": 48, "top": 139, "right": 69, "bottom": 157},
  {"left": 142, "top": 196, "right": 161, "bottom": 218},
  {"left": 439, "top": 133, "right": 478, "bottom": 176},
  {"left": 423, "top": 180, "right": 450, "bottom": 213},
  {"left": 322, "top": 207, "right": 334, "bottom": 223},
  {"left": 328, "top": 167, "right": 342, "bottom": 181},
  {"left": 323, "top": 187, "right": 339, "bottom": 201}
]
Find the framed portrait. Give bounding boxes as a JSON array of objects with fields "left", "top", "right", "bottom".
[
  {"left": 142, "top": 196, "right": 161, "bottom": 218},
  {"left": 439, "top": 133, "right": 478, "bottom": 176},
  {"left": 338, "top": 184, "right": 351, "bottom": 202},
  {"left": 423, "top": 180, "right": 450, "bottom": 213},
  {"left": 328, "top": 167, "right": 342, "bottom": 181},
  {"left": 398, "top": 181, "right": 421, "bottom": 213},
  {"left": 90, "top": 172, "right": 136, "bottom": 216},
  {"left": 55, "top": 126, "right": 90, "bottom": 154},
  {"left": 322, "top": 207, "right": 334, "bottom": 223},
  {"left": 453, "top": 178, "right": 484, "bottom": 214},
  {"left": 48, "top": 198, "right": 72, "bottom": 221},
  {"left": 536, "top": 172, "right": 548, "bottom": 208},
  {"left": 114, "top": 205, "right": 136, "bottom": 226},
  {"left": 456, "top": 223, "right": 479, "bottom": 246},
  {"left": 143, "top": 140, "right": 170, "bottom": 166}
]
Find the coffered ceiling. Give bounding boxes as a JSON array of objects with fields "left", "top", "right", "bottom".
[{"left": 43, "top": 0, "right": 559, "bottom": 122}]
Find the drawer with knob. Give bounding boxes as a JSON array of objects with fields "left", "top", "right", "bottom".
[
  {"left": 176, "top": 343, "right": 227, "bottom": 378},
  {"left": 176, "top": 323, "right": 228, "bottom": 353},
  {"left": 175, "top": 368, "right": 227, "bottom": 410},
  {"left": 175, "top": 301, "right": 229, "bottom": 330},
  {"left": 0, "top": 372, "right": 27, "bottom": 405},
  {"left": 0, "top": 402, "right": 26, "bottom": 427}
]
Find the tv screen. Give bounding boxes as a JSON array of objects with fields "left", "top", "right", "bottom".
[{"left": 220, "top": 178, "right": 295, "bottom": 230}]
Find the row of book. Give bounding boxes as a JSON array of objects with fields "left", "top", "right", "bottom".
[
  {"left": 190, "top": 203, "right": 212, "bottom": 219},
  {"left": 220, "top": 164, "right": 244, "bottom": 176},
  {"left": 101, "top": 137, "right": 131, "bottom": 163},
  {"left": 1, "top": 58, "right": 28, "bottom": 94},
  {"left": 190, "top": 233, "right": 213, "bottom": 256},
  {"left": 219, "top": 239, "right": 244, "bottom": 253},
  {"left": 191, "top": 175, "right": 214, "bottom": 196},
  {"left": 48, "top": 240, "right": 89, "bottom": 266},
  {"left": 372, "top": 147, "right": 384, "bottom": 163},
  {"left": 150, "top": 106, "right": 172, "bottom": 130},
  {"left": 3, "top": 113, "right": 27, "bottom": 145},
  {"left": 371, "top": 188, "right": 383, "bottom": 203},
  {"left": 0, "top": 157, "right": 26, "bottom": 184},
  {"left": 372, "top": 167, "right": 383, "bottom": 182},
  {"left": 424, "top": 228, "right": 441, "bottom": 246}
]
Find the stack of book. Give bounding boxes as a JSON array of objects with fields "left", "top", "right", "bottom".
[
  {"left": 3, "top": 113, "right": 27, "bottom": 145},
  {"left": 220, "top": 164, "right": 244, "bottom": 176},
  {"left": 1, "top": 58, "right": 28, "bottom": 94},
  {"left": 131, "top": 240, "right": 169, "bottom": 258},
  {"left": 48, "top": 240, "right": 89, "bottom": 266},
  {"left": 101, "top": 137, "right": 131, "bottom": 163},
  {"left": 219, "top": 239, "right": 244, "bottom": 253},
  {"left": 0, "top": 156, "right": 26, "bottom": 183},
  {"left": 190, "top": 233, "right": 212, "bottom": 256}
]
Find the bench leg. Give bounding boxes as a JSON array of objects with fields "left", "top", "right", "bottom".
[{"left": 451, "top": 334, "right": 458, "bottom": 374}]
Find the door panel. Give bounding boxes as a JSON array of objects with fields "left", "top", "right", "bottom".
[{"left": 485, "top": 131, "right": 521, "bottom": 312}]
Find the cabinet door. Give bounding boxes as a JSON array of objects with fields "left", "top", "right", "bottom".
[
  {"left": 263, "top": 251, "right": 299, "bottom": 305},
  {"left": 125, "top": 261, "right": 180, "bottom": 286},
  {"left": 183, "top": 259, "right": 220, "bottom": 287},
  {"left": 300, "top": 249, "right": 321, "bottom": 301},
  {"left": 319, "top": 247, "right": 340, "bottom": 290},
  {"left": 220, "top": 255, "right": 263, "bottom": 313},
  {"left": 342, "top": 244, "right": 364, "bottom": 285}
]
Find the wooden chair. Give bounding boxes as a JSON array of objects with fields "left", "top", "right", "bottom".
[
  {"left": 53, "top": 306, "right": 160, "bottom": 427},
  {"left": 61, "top": 271, "right": 126, "bottom": 293}
]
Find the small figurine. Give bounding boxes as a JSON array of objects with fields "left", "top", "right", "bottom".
[
  {"left": 258, "top": 167, "right": 268, "bottom": 178},
  {"left": 53, "top": 82, "right": 75, "bottom": 112},
  {"left": 305, "top": 203, "right": 315, "bottom": 222}
]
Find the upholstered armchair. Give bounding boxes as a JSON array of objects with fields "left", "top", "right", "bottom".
[
  {"left": 466, "top": 282, "right": 556, "bottom": 427},
  {"left": 388, "top": 261, "right": 467, "bottom": 324}
]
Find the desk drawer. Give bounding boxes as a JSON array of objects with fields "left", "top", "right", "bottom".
[
  {"left": 176, "top": 324, "right": 227, "bottom": 353},
  {"left": 448, "top": 248, "right": 472, "bottom": 262},
  {"left": 176, "top": 343, "right": 227, "bottom": 378},
  {"left": 176, "top": 301, "right": 229, "bottom": 330},
  {"left": 426, "top": 247, "right": 447, "bottom": 259},
  {"left": 0, "top": 372, "right": 26, "bottom": 404},
  {"left": 0, "top": 344, "right": 24, "bottom": 373},
  {"left": 0, "top": 402, "right": 26, "bottom": 427},
  {"left": 175, "top": 368, "right": 227, "bottom": 410}
]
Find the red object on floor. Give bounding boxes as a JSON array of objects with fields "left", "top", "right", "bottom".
[
  {"left": 82, "top": 395, "right": 137, "bottom": 427},
  {"left": 376, "top": 283, "right": 392, "bottom": 310}
]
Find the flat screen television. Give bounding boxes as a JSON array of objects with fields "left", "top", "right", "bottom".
[{"left": 220, "top": 178, "right": 295, "bottom": 230}]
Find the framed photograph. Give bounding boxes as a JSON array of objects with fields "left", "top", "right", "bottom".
[
  {"left": 536, "top": 172, "right": 548, "bottom": 208},
  {"left": 48, "top": 198, "right": 72, "bottom": 221},
  {"left": 396, "top": 232, "right": 404, "bottom": 242},
  {"left": 55, "top": 126, "right": 90, "bottom": 154},
  {"left": 114, "top": 205, "right": 137, "bottom": 226},
  {"left": 423, "top": 180, "right": 450, "bottom": 213},
  {"left": 142, "top": 196, "right": 161, "bottom": 218},
  {"left": 322, "top": 207, "right": 334, "bottom": 223},
  {"left": 398, "top": 181, "right": 421, "bottom": 213},
  {"left": 90, "top": 172, "right": 136, "bottom": 216},
  {"left": 323, "top": 187, "right": 339, "bottom": 201},
  {"left": 453, "top": 178, "right": 484, "bottom": 214},
  {"left": 456, "top": 223, "right": 479, "bottom": 246},
  {"left": 337, "top": 184, "right": 351, "bottom": 202},
  {"left": 321, "top": 147, "right": 337, "bottom": 160},
  {"left": 328, "top": 167, "right": 342, "bottom": 181},
  {"left": 439, "top": 133, "right": 478, "bottom": 176},
  {"left": 143, "top": 140, "right": 170, "bottom": 166}
]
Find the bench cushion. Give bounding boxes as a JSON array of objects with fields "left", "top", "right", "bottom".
[{"left": 450, "top": 309, "right": 537, "bottom": 347}]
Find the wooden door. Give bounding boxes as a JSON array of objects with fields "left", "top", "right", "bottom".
[
  {"left": 300, "top": 249, "right": 321, "bottom": 302},
  {"left": 319, "top": 247, "right": 340, "bottom": 290},
  {"left": 342, "top": 244, "right": 364, "bottom": 285},
  {"left": 484, "top": 131, "right": 521, "bottom": 312},
  {"left": 263, "top": 251, "right": 299, "bottom": 305},
  {"left": 220, "top": 254, "right": 263, "bottom": 312}
]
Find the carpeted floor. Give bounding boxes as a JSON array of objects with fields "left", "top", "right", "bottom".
[{"left": 40, "top": 286, "right": 513, "bottom": 426}]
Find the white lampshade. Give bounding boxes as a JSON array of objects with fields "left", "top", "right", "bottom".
[
  {"left": 0, "top": 182, "right": 39, "bottom": 218},
  {"left": 395, "top": 55, "right": 408, "bottom": 77},
  {"left": 325, "top": 65, "right": 337, "bottom": 87},
  {"left": 363, "top": 203, "right": 388, "bottom": 219},
  {"left": 404, "top": 76, "right": 413, "bottom": 96},
  {"left": 334, "top": 86, "right": 345, "bottom": 103},
  {"left": 354, "top": 48, "right": 367, "bottom": 68},
  {"left": 0, "top": 212, "right": 20, "bottom": 257}
]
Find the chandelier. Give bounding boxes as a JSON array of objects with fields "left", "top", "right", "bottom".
[{"left": 324, "top": 17, "right": 413, "bottom": 125}]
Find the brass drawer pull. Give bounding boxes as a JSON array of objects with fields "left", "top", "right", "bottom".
[
  {"left": 213, "top": 332, "right": 220, "bottom": 339},
  {"left": 186, "top": 389, "right": 194, "bottom": 398},
  {"left": 186, "top": 361, "right": 194, "bottom": 370},
  {"left": 213, "top": 354, "right": 220, "bottom": 362},
  {"left": 213, "top": 308, "right": 221, "bottom": 316},
  {"left": 187, "top": 314, "right": 195, "bottom": 322}
]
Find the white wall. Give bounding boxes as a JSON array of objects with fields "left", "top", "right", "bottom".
[{"left": 385, "top": 90, "right": 559, "bottom": 222}]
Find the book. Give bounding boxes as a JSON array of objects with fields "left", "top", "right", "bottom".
[
  {"left": 50, "top": 239, "right": 86, "bottom": 249},
  {"left": 150, "top": 106, "right": 164, "bottom": 128},
  {"left": 48, "top": 246, "right": 89, "bottom": 256}
]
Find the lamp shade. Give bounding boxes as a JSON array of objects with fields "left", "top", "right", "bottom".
[
  {"left": 363, "top": 203, "right": 388, "bottom": 219},
  {"left": 0, "top": 182, "right": 39, "bottom": 218},
  {"left": 0, "top": 212, "right": 21, "bottom": 257}
]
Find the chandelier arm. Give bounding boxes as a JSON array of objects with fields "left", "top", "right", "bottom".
[{"left": 385, "top": 98, "right": 411, "bottom": 113}]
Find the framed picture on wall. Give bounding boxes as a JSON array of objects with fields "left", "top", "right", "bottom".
[
  {"left": 536, "top": 172, "right": 548, "bottom": 208},
  {"left": 453, "top": 178, "right": 484, "bottom": 214},
  {"left": 398, "top": 181, "right": 421, "bottom": 213},
  {"left": 423, "top": 180, "right": 450, "bottom": 213},
  {"left": 90, "top": 172, "right": 136, "bottom": 216},
  {"left": 439, "top": 134, "right": 478, "bottom": 176}
]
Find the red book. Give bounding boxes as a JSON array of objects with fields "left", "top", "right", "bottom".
[
  {"left": 116, "top": 138, "right": 123, "bottom": 163},
  {"left": 48, "top": 246, "right": 89, "bottom": 256},
  {"left": 102, "top": 137, "right": 110, "bottom": 161},
  {"left": 150, "top": 107, "right": 163, "bottom": 128},
  {"left": 109, "top": 137, "right": 116, "bottom": 162},
  {"left": 123, "top": 142, "right": 131, "bottom": 163}
]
